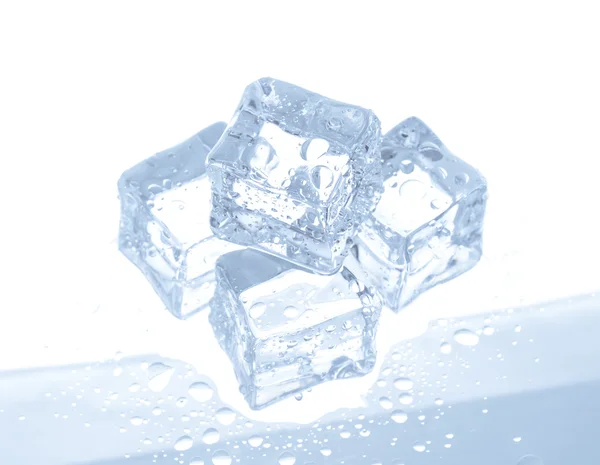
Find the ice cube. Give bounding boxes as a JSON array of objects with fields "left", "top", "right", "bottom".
[
  {"left": 118, "top": 122, "right": 242, "bottom": 319},
  {"left": 207, "top": 78, "right": 382, "bottom": 275},
  {"left": 209, "top": 248, "right": 381, "bottom": 409},
  {"left": 354, "top": 117, "right": 487, "bottom": 310}
]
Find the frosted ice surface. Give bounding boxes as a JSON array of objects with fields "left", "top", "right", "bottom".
[
  {"left": 354, "top": 117, "right": 487, "bottom": 310},
  {"left": 207, "top": 78, "right": 382, "bottom": 275},
  {"left": 209, "top": 248, "right": 382, "bottom": 409},
  {"left": 118, "top": 122, "right": 241, "bottom": 319}
]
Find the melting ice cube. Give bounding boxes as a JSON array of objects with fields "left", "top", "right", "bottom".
[
  {"left": 354, "top": 117, "right": 487, "bottom": 310},
  {"left": 207, "top": 78, "right": 382, "bottom": 275},
  {"left": 209, "top": 248, "right": 381, "bottom": 409},
  {"left": 118, "top": 122, "right": 241, "bottom": 319}
]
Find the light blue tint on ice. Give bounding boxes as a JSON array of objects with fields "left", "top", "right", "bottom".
[
  {"left": 207, "top": 78, "right": 382, "bottom": 275},
  {"left": 118, "top": 122, "right": 241, "bottom": 319},
  {"left": 209, "top": 248, "right": 381, "bottom": 409},
  {"left": 355, "top": 117, "right": 487, "bottom": 310}
]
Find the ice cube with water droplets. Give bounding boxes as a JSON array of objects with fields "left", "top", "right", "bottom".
[
  {"left": 207, "top": 78, "right": 383, "bottom": 275},
  {"left": 354, "top": 117, "right": 487, "bottom": 310},
  {"left": 118, "top": 122, "right": 242, "bottom": 319},
  {"left": 209, "top": 248, "right": 381, "bottom": 409}
]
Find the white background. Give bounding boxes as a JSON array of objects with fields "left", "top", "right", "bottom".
[{"left": 1, "top": 0, "right": 599, "bottom": 379}]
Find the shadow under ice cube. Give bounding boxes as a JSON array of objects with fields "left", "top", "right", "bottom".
[
  {"left": 207, "top": 78, "right": 382, "bottom": 275},
  {"left": 118, "top": 122, "right": 241, "bottom": 319},
  {"left": 209, "top": 248, "right": 381, "bottom": 410},
  {"left": 355, "top": 117, "right": 487, "bottom": 310}
]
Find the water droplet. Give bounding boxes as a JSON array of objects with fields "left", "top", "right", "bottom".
[
  {"left": 391, "top": 410, "right": 408, "bottom": 424},
  {"left": 278, "top": 452, "right": 296, "bottom": 465},
  {"left": 434, "top": 398, "right": 444, "bottom": 406},
  {"left": 453, "top": 329, "right": 480, "bottom": 346},
  {"left": 398, "top": 393, "right": 413, "bottom": 405},
  {"left": 482, "top": 326, "right": 495, "bottom": 336},
  {"left": 440, "top": 342, "right": 452, "bottom": 354},
  {"left": 215, "top": 407, "right": 236, "bottom": 425},
  {"left": 393, "top": 377, "right": 414, "bottom": 391},
  {"left": 143, "top": 438, "right": 152, "bottom": 445},
  {"left": 340, "top": 431, "right": 351, "bottom": 438},
  {"left": 128, "top": 383, "right": 140, "bottom": 393},
  {"left": 174, "top": 435, "right": 193, "bottom": 451},
  {"left": 454, "top": 173, "right": 469, "bottom": 186},
  {"left": 517, "top": 455, "right": 544, "bottom": 465},
  {"left": 311, "top": 165, "right": 334, "bottom": 190},
  {"left": 130, "top": 416, "right": 143, "bottom": 426},
  {"left": 18, "top": 415, "right": 25, "bottom": 421},
  {"left": 202, "top": 428, "right": 220, "bottom": 445},
  {"left": 283, "top": 305, "right": 300, "bottom": 319},
  {"left": 301, "top": 138, "right": 330, "bottom": 161},
  {"left": 515, "top": 325, "right": 522, "bottom": 333},
  {"left": 147, "top": 362, "right": 174, "bottom": 392},
  {"left": 379, "top": 396, "right": 393, "bottom": 410},
  {"left": 248, "top": 435, "right": 264, "bottom": 447},
  {"left": 320, "top": 448, "right": 332, "bottom": 456},
  {"left": 399, "top": 159, "right": 414, "bottom": 174},
  {"left": 176, "top": 397, "right": 188, "bottom": 408},
  {"left": 249, "top": 302, "right": 266, "bottom": 319},
  {"left": 152, "top": 407, "right": 162, "bottom": 416},
  {"left": 399, "top": 179, "right": 427, "bottom": 200},
  {"left": 513, "top": 436, "right": 522, "bottom": 443},
  {"left": 189, "top": 382, "right": 214, "bottom": 402},
  {"left": 190, "top": 458, "right": 205, "bottom": 465},
  {"left": 413, "top": 442, "right": 426, "bottom": 452}
]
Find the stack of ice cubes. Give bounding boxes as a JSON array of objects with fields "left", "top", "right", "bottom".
[{"left": 118, "top": 78, "right": 487, "bottom": 409}]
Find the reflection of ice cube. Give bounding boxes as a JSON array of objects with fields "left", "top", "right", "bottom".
[
  {"left": 207, "top": 78, "right": 382, "bottom": 275},
  {"left": 118, "top": 122, "right": 241, "bottom": 319},
  {"left": 209, "top": 248, "right": 381, "bottom": 409},
  {"left": 355, "top": 117, "right": 487, "bottom": 310}
]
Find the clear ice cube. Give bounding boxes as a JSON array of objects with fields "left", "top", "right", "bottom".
[
  {"left": 354, "top": 117, "right": 487, "bottom": 310},
  {"left": 209, "top": 248, "right": 381, "bottom": 409},
  {"left": 207, "top": 78, "right": 382, "bottom": 275},
  {"left": 118, "top": 122, "right": 242, "bottom": 319}
]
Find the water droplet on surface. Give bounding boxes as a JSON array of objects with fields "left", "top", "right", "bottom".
[
  {"left": 393, "top": 377, "right": 414, "bottom": 391},
  {"left": 202, "top": 428, "right": 220, "bottom": 445},
  {"left": 320, "top": 448, "right": 332, "bottom": 456},
  {"left": 453, "top": 329, "right": 480, "bottom": 346},
  {"left": 515, "top": 325, "right": 522, "bottom": 333},
  {"left": 454, "top": 173, "right": 469, "bottom": 186},
  {"left": 434, "top": 398, "right": 444, "bottom": 406},
  {"left": 283, "top": 305, "right": 300, "bottom": 319},
  {"left": 130, "top": 416, "right": 143, "bottom": 426},
  {"left": 398, "top": 393, "right": 414, "bottom": 405},
  {"left": 174, "top": 435, "right": 193, "bottom": 451},
  {"left": 152, "top": 407, "right": 162, "bottom": 416},
  {"left": 249, "top": 302, "right": 266, "bottom": 319},
  {"left": 176, "top": 397, "right": 188, "bottom": 408},
  {"left": 190, "top": 458, "right": 204, "bottom": 465},
  {"left": 189, "top": 382, "right": 214, "bottom": 402},
  {"left": 379, "top": 396, "right": 393, "bottom": 410},
  {"left": 278, "top": 452, "right": 296, "bottom": 465},
  {"left": 311, "top": 165, "right": 334, "bottom": 190},
  {"left": 399, "top": 179, "right": 427, "bottom": 200},
  {"left": 413, "top": 442, "right": 426, "bottom": 452},
  {"left": 482, "top": 326, "right": 495, "bottom": 336},
  {"left": 513, "top": 436, "right": 522, "bottom": 443},
  {"left": 211, "top": 450, "right": 231, "bottom": 465},
  {"left": 128, "top": 383, "right": 140, "bottom": 393},
  {"left": 399, "top": 159, "right": 414, "bottom": 174},
  {"left": 248, "top": 435, "right": 264, "bottom": 447},
  {"left": 391, "top": 410, "right": 408, "bottom": 424},
  {"left": 147, "top": 362, "right": 174, "bottom": 392},
  {"left": 215, "top": 407, "right": 236, "bottom": 425},
  {"left": 301, "top": 138, "right": 330, "bottom": 161},
  {"left": 340, "top": 431, "right": 351, "bottom": 438},
  {"left": 440, "top": 342, "right": 452, "bottom": 354},
  {"left": 517, "top": 455, "right": 544, "bottom": 465}
]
